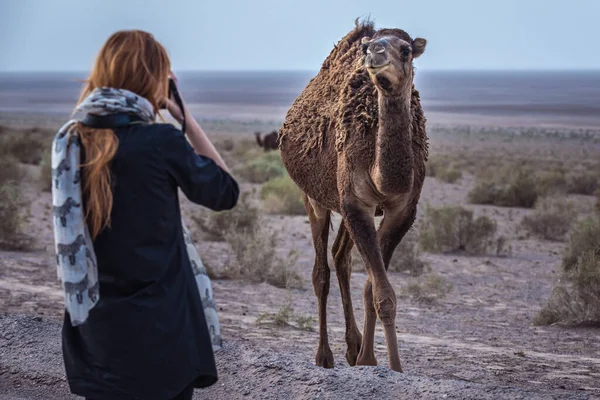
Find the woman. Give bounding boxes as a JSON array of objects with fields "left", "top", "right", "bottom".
[{"left": 51, "top": 30, "right": 239, "bottom": 399}]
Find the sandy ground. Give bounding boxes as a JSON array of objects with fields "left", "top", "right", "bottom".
[{"left": 1, "top": 124, "right": 600, "bottom": 399}]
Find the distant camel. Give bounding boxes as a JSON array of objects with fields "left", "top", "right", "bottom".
[
  {"left": 254, "top": 131, "right": 279, "bottom": 151},
  {"left": 279, "top": 20, "right": 428, "bottom": 372}
]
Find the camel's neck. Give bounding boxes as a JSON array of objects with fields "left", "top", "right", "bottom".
[{"left": 372, "top": 89, "right": 414, "bottom": 196}]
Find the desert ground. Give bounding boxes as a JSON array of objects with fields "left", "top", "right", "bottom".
[{"left": 1, "top": 110, "right": 600, "bottom": 400}]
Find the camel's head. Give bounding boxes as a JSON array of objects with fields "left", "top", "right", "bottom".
[{"left": 362, "top": 30, "right": 426, "bottom": 96}]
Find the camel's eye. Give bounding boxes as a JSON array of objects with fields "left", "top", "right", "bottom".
[{"left": 402, "top": 48, "right": 410, "bottom": 56}]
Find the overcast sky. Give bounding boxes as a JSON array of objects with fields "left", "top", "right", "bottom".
[{"left": 1, "top": 0, "right": 599, "bottom": 72}]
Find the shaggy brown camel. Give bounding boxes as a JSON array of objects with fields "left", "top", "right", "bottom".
[
  {"left": 278, "top": 21, "right": 428, "bottom": 372},
  {"left": 254, "top": 130, "right": 279, "bottom": 151}
]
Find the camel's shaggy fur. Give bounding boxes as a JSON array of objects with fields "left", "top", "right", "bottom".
[{"left": 279, "top": 21, "right": 428, "bottom": 160}]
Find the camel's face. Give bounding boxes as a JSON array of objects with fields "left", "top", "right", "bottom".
[{"left": 362, "top": 35, "right": 427, "bottom": 95}]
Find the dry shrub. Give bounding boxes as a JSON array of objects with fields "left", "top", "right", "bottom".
[
  {"left": 223, "top": 227, "right": 302, "bottom": 289},
  {"left": 419, "top": 205, "right": 503, "bottom": 255},
  {"left": 403, "top": 273, "right": 453, "bottom": 304},
  {"left": 438, "top": 167, "right": 462, "bottom": 184},
  {"left": 0, "top": 156, "right": 25, "bottom": 185},
  {"left": 256, "top": 296, "right": 315, "bottom": 331},
  {"left": 562, "top": 217, "right": 600, "bottom": 272},
  {"left": 521, "top": 197, "right": 577, "bottom": 241},
  {"left": 566, "top": 172, "right": 598, "bottom": 195},
  {"left": 0, "top": 182, "right": 31, "bottom": 250},
  {"left": 39, "top": 149, "right": 53, "bottom": 192},
  {"left": 230, "top": 138, "right": 259, "bottom": 159},
  {"left": 192, "top": 192, "right": 259, "bottom": 241},
  {"left": 536, "top": 170, "right": 567, "bottom": 196},
  {"left": 233, "top": 152, "right": 285, "bottom": 183},
  {"left": 535, "top": 218, "right": 600, "bottom": 325},
  {"left": 389, "top": 229, "right": 427, "bottom": 276},
  {"left": 216, "top": 138, "right": 235, "bottom": 153},
  {"left": 468, "top": 167, "right": 538, "bottom": 208},
  {"left": 193, "top": 193, "right": 303, "bottom": 288},
  {"left": 426, "top": 155, "right": 462, "bottom": 183},
  {"left": 217, "top": 138, "right": 257, "bottom": 167},
  {"left": 0, "top": 157, "right": 30, "bottom": 250},
  {"left": 261, "top": 175, "right": 305, "bottom": 215},
  {"left": 0, "top": 130, "right": 50, "bottom": 165}
]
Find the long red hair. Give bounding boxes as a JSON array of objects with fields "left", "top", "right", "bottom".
[{"left": 75, "top": 30, "right": 171, "bottom": 238}]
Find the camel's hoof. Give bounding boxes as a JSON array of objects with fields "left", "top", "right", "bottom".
[
  {"left": 389, "top": 363, "right": 403, "bottom": 373},
  {"left": 316, "top": 347, "right": 334, "bottom": 369},
  {"left": 356, "top": 352, "right": 378, "bottom": 367},
  {"left": 345, "top": 333, "right": 363, "bottom": 366},
  {"left": 346, "top": 346, "right": 360, "bottom": 366}
]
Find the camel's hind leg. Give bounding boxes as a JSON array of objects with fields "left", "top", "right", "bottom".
[
  {"left": 304, "top": 194, "right": 334, "bottom": 368},
  {"left": 356, "top": 278, "right": 378, "bottom": 367},
  {"left": 341, "top": 200, "right": 402, "bottom": 372},
  {"left": 331, "top": 222, "right": 362, "bottom": 366}
]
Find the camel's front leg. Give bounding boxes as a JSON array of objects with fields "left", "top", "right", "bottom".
[
  {"left": 304, "top": 194, "right": 334, "bottom": 368},
  {"left": 341, "top": 199, "right": 402, "bottom": 372}
]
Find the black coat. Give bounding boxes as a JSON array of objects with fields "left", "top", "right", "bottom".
[{"left": 62, "top": 123, "right": 239, "bottom": 399}]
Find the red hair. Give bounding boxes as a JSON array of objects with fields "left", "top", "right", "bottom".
[{"left": 74, "top": 30, "right": 171, "bottom": 238}]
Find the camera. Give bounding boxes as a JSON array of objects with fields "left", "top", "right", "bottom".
[
  {"left": 159, "top": 78, "right": 177, "bottom": 109},
  {"left": 160, "top": 78, "right": 187, "bottom": 133}
]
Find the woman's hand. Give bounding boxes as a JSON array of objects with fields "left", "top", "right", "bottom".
[
  {"left": 164, "top": 71, "right": 232, "bottom": 174},
  {"left": 166, "top": 98, "right": 185, "bottom": 125},
  {"left": 165, "top": 72, "right": 189, "bottom": 125}
]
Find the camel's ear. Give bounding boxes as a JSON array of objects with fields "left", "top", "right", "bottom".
[
  {"left": 412, "top": 38, "right": 427, "bottom": 58},
  {"left": 361, "top": 36, "right": 371, "bottom": 54}
]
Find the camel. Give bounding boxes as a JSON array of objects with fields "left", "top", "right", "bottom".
[
  {"left": 278, "top": 20, "right": 428, "bottom": 372},
  {"left": 254, "top": 130, "right": 279, "bottom": 151}
]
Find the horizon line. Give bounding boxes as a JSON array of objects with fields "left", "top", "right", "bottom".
[{"left": 1, "top": 68, "right": 600, "bottom": 74}]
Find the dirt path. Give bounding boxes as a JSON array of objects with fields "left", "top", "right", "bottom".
[{"left": 0, "top": 314, "right": 595, "bottom": 400}]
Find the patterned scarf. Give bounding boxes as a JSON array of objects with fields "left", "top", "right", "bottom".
[{"left": 52, "top": 87, "right": 222, "bottom": 350}]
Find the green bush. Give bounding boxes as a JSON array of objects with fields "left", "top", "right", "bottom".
[
  {"left": 261, "top": 175, "right": 305, "bottom": 215},
  {"left": 521, "top": 197, "right": 576, "bottom": 241},
  {"left": 468, "top": 167, "right": 538, "bottom": 208},
  {"left": 233, "top": 152, "right": 285, "bottom": 183},
  {"left": 419, "top": 205, "right": 501, "bottom": 255}
]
